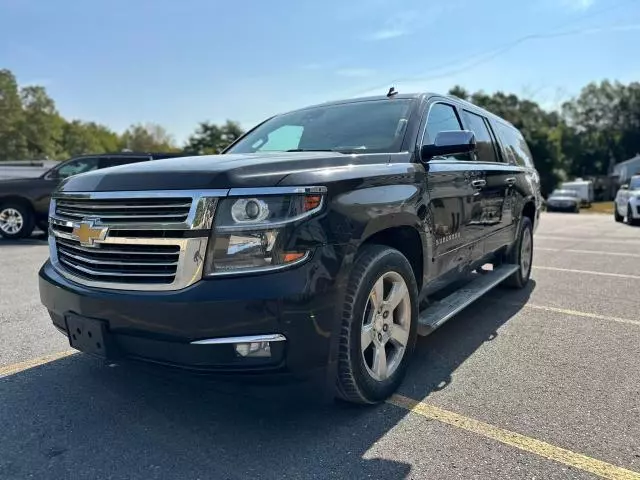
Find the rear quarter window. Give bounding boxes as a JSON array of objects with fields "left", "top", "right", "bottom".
[{"left": 494, "top": 122, "right": 533, "bottom": 168}]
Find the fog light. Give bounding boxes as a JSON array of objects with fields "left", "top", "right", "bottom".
[{"left": 235, "top": 341, "right": 272, "bottom": 358}]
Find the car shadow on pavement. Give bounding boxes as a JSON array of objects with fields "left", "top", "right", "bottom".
[
  {"left": 400, "top": 281, "right": 536, "bottom": 400},
  {"left": 0, "top": 230, "right": 47, "bottom": 246},
  {"left": 0, "top": 282, "right": 535, "bottom": 480}
]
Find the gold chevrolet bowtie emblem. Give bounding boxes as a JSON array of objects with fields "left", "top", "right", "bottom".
[{"left": 72, "top": 220, "right": 108, "bottom": 247}]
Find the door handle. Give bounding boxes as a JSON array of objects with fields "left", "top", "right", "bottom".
[
  {"left": 471, "top": 179, "right": 486, "bottom": 189},
  {"left": 505, "top": 177, "right": 516, "bottom": 186}
]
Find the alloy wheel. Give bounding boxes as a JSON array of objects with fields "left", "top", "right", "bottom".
[
  {"left": 360, "top": 271, "right": 411, "bottom": 382},
  {"left": 0, "top": 208, "right": 24, "bottom": 235}
]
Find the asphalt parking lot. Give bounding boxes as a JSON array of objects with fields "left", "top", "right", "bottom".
[{"left": 1, "top": 213, "right": 639, "bottom": 480}]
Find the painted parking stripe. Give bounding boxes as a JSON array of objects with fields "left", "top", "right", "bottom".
[
  {"left": 0, "top": 350, "right": 76, "bottom": 378},
  {"left": 537, "top": 248, "right": 640, "bottom": 258},
  {"left": 533, "top": 266, "right": 640, "bottom": 280},
  {"left": 536, "top": 235, "right": 640, "bottom": 245},
  {"left": 388, "top": 395, "right": 640, "bottom": 480},
  {"left": 484, "top": 299, "right": 640, "bottom": 328}
]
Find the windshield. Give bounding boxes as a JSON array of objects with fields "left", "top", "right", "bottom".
[
  {"left": 629, "top": 177, "right": 640, "bottom": 189},
  {"left": 225, "top": 99, "right": 413, "bottom": 154},
  {"left": 550, "top": 189, "right": 578, "bottom": 197}
]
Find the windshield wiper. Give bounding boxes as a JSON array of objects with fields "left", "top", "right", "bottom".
[{"left": 285, "top": 148, "right": 335, "bottom": 152}]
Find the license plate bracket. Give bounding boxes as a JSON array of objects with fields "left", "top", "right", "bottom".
[{"left": 65, "top": 314, "right": 110, "bottom": 358}]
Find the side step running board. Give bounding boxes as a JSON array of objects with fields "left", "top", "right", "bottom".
[{"left": 417, "top": 264, "right": 520, "bottom": 336}]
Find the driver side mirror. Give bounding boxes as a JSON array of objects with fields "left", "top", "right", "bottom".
[
  {"left": 620, "top": 184, "right": 629, "bottom": 190},
  {"left": 421, "top": 130, "right": 476, "bottom": 162}
]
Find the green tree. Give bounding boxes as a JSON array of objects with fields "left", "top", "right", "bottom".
[
  {"left": 562, "top": 80, "right": 640, "bottom": 177},
  {"left": 185, "top": 120, "right": 245, "bottom": 154},
  {"left": 20, "top": 85, "right": 65, "bottom": 159},
  {"left": 60, "top": 120, "right": 121, "bottom": 157},
  {"left": 121, "top": 123, "right": 178, "bottom": 152},
  {"left": 0, "top": 69, "right": 28, "bottom": 160}
]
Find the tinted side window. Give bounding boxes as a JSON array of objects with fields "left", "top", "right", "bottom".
[
  {"left": 55, "top": 157, "right": 100, "bottom": 179},
  {"left": 495, "top": 122, "right": 533, "bottom": 167},
  {"left": 462, "top": 110, "right": 498, "bottom": 162},
  {"left": 424, "top": 103, "right": 462, "bottom": 143}
]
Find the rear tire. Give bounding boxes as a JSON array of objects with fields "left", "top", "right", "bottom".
[
  {"left": 502, "top": 216, "right": 533, "bottom": 289},
  {"left": 335, "top": 244, "right": 418, "bottom": 405},
  {"left": 0, "top": 202, "right": 35, "bottom": 239}
]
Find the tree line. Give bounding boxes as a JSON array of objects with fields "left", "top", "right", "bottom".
[
  {"left": 1, "top": 68, "right": 639, "bottom": 195},
  {"left": 0, "top": 69, "right": 245, "bottom": 162}
]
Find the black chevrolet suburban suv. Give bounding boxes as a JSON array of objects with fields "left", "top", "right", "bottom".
[
  {"left": 0, "top": 152, "right": 184, "bottom": 239},
  {"left": 38, "top": 93, "right": 542, "bottom": 404}
]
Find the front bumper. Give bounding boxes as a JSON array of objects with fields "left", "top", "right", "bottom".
[
  {"left": 39, "top": 245, "right": 348, "bottom": 381},
  {"left": 546, "top": 203, "right": 579, "bottom": 212}
]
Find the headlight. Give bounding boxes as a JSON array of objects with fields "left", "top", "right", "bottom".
[{"left": 203, "top": 187, "right": 325, "bottom": 276}]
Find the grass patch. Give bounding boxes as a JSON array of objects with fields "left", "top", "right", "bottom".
[{"left": 582, "top": 201, "right": 614, "bottom": 214}]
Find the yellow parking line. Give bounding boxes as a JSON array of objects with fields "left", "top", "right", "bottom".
[
  {"left": 537, "top": 248, "right": 640, "bottom": 258},
  {"left": 0, "top": 350, "right": 76, "bottom": 378},
  {"left": 533, "top": 266, "right": 640, "bottom": 280},
  {"left": 388, "top": 394, "right": 640, "bottom": 480},
  {"left": 2, "top": 349, "right": 639, "bottom": 479}
]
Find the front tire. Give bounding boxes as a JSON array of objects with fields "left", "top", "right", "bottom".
[
  {"left": 614, "top": 205, "right": 623, "bottom": 223},
  {"left": 335, "top": 244, "right": 418, "bottom": 405},
  {"left": 0, "top": 202, "right": 35, "bottom": 239},
  {"left": 502, "top": 216, "right": 533, "bottom": 289},
  {"left": 628, "top": 203, "right": 640, "bottom": 226}
]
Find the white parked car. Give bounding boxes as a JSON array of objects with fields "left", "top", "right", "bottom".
[{"left": 614, "top": 175, "right": 640, "bottom": 225}]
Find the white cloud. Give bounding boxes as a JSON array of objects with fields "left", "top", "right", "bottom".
[
  {"left": 335, "top": 68, "right": 376, "bottom": 78},
  {"left": 365, "top": 11, "right": 418, "bottom": 41},
  {"left": 561, "top": 0, "right": 595, "bottom": 11}
]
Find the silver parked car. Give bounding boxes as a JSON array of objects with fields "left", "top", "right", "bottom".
[{"left": 545, "top": 189, "right": 580, "bottom": 213}]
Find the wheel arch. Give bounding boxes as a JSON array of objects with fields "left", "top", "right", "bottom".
[
  {"left": 0, "top": 195, "right": 35, "bottom": 212},
  {"left": 358, "top": 220, "right": 426, "bottom": 292}
]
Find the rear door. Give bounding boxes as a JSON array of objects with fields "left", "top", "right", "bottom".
[
  {"left": 459, "top": 110, "right": 523, "bottom": 255},
  {"left": 489, "top": 120, "right": 537, "bottom": 249}
]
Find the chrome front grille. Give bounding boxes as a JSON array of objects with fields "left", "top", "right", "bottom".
[
  {"left": 55, "top": 237, "right": 180, "bottom": 284},
  {"left": 55, "top": 197, "right": 192, "bottom": 223},
  {"left": 48, "top": 190, "right": 227, "bottom": 291}
]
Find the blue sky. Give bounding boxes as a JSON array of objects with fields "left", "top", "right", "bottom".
[{"left": 1, "top": 0, "right": 638, "bottom": 145}]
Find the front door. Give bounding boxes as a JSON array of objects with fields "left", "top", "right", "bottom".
[{"left": 420, "top": 101, "right": 485, "bottom": 280}]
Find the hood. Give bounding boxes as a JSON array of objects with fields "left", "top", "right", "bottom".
[{"left": 58, "top": 151, "right": 397, "bottom": 192}]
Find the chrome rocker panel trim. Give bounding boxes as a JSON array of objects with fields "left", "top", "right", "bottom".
[{"left": 190, "top": 334, "right": 287, "bottom": 345}]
